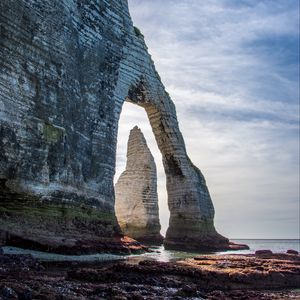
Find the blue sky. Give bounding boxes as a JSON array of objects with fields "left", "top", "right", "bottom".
[{"left": 116, "top": 0, "right": 299, "bottom": 239}]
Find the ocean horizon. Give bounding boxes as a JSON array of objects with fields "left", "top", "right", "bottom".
[
  {"left": 2, "top": 238, "right": 299, "bottom": 264},
  {"left": 231, "top": 239, "right": 300, "bottom": 252},
  {"left": 128, "top": 238, "right": 300, "bottom": 263}
]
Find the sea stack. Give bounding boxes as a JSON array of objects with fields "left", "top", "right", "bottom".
[{"left": 115, "top": 126, "right": 163, "bottom": 244}]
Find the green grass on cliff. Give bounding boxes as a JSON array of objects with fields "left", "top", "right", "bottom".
[
  {"left": 0, "top": 202, "right": 115, "bottom": 222},
  {"left": 134, "top": 26, "right": 144, "bottom": 38},
  {"left": 0, "top": 198, "right": 117, "bottom": 238},
  {"left": 42, "top": 122, "right": 64, "bottom": 144}
]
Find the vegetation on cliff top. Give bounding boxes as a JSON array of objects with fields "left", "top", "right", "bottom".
[{"left": 134, "top": 26, "right": 144, "bottom": 38}]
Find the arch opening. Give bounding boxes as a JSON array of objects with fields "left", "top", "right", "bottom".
[
  {"left": 114, "top": 101, "right": 169, "bottom": 243},
  {"left": 111, "top": 74, "right": 231, "bottom": 251}
]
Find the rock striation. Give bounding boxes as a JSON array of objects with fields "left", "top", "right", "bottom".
[
  {"left": 0, "top": 0, "right": 232, "bottom": 251},
  {"left": 115, "top": 126, "right": 163, "bottom": 244}
]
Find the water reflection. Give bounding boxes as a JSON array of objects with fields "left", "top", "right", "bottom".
[
  {"left": 127, "top": 239, "right": 300, "bottom": 263},
  {"left": 126, "top": 245, "right": 213, "bottom": 264},
  {"left": 2, "top": 239, "right": 298, "bottom": 264}
]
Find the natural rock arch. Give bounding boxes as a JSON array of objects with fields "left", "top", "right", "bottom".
[
  {"left": 0, "top": 0, "right": 231, "bottom": 252},
  {"left": 115, "top": 78, "right": 228, "bottom": 250}
]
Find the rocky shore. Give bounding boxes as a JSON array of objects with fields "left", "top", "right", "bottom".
[
  {"left": 0, "top": 232, "right": 148, "bottom": 256},
  {"left": 0, "top": 248, "right": 299, "bottom": 300}
]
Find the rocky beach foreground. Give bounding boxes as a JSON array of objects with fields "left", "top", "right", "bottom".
[{"left": 1, "top": 249, "right": 299, "bottom": 300}]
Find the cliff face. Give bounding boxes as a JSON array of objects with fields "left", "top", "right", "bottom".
[
  {"left": 115, "top": 126, "right": 163, "bottom": 244},
  {"left": 0, "top": 0, "right": 228, "bottom": 251}
]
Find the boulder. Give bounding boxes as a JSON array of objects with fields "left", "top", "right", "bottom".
[{"left": 255, "top": 250, "right": 273, "bottom": 256}]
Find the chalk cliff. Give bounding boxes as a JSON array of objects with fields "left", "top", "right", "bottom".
[
  {"left": 115, "top": 126, "right": 163, "bottom": 244},
  {"left": 0, "top": 0, "right": 230, "bottom": 251}
]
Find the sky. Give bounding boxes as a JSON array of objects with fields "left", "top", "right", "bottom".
[{"left": 115, "top": 0, "right": 300, "bottom": 239}]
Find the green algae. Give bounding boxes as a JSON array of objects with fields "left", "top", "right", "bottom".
[
  {"left": 42, "top": 122, "right": 64, "bottom": 144},
  {"left": 134, "top": 26, "right": 144, "bottom": 38},
  {"left": 0, "top": 198, "right": 115, "bottom": 223},
  {"left": 0, "top": 196, "right": 117, "bottom": 239}
]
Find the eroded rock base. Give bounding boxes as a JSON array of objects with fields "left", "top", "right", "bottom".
[
  {"left": 0, "top": 181, "right": 148, "bottom": 255},
  {"left": 164, "top": 237, "right": 249, "bottom": 252},
  {"left": 164, "top": 218, "right": 248, "bottom": 251}
]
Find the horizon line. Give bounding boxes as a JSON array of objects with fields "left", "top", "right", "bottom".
[{"left": 230, "top": 238, "right": 300, "bottom": 240}]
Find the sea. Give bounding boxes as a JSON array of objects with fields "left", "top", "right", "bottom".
[
  {"left": 132, "top": 239, "right": 300, "bottom": 263},
  {"left": 2, "top": 239, "right": 299, "bottom": 263}
]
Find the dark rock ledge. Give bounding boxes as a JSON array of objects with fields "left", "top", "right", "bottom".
[{"left": 0, "top": 250, "right": 299, "bottom": 299}]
